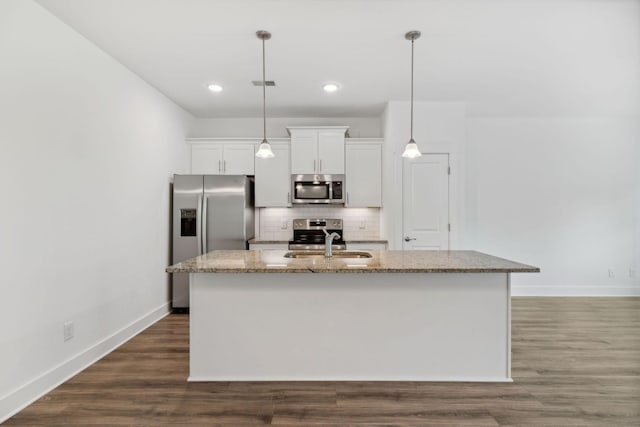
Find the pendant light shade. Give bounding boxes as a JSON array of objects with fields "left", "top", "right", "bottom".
[
  {"left": 402, "top": 139, "right": 421, "bottom": 159},
  {"left": 256, "top": 139, "right": 274, "bottom": 158},
  {"left": 402, "top": 30, "right": 422, "bottom": 159},
  {"left": 255, "top": 30, "right": 275, "bottom": 159}
]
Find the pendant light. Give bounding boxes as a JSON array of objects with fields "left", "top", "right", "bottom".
[
  {"left": 401, "top": 30, "right": 422, "bottom": 159},
  {"left": 255, "top": 30, "right": 275, "bottom": 158}
]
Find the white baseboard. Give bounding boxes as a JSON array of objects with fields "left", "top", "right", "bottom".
[
  {"left": 512, "top": 285, "right": 640, "bottom": 296},
  {"left": 188, "top": 375, "right": 513, "bottom": 383},
  {"left": 0, "top": 302, "right": 170, "bottom": 424}
]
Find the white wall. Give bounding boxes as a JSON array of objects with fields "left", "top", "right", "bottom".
[
  {"left": 190, "top": 116, "right": 381, "bottom": 138},
  {"left": 466, "top": 118, "right": 639, "bottom": 295},
  {"left": 635, "top": 121, "right": 640, "bottom": 282},
  {"left": 0, "top": 1, "right": 192, "bottom": 421}
]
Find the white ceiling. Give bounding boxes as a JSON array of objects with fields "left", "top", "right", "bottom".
[{"left": 35, "top": 0, "right": 639, "bottom": 118}]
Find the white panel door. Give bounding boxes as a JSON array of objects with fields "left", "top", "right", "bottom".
[
  {"left": 222, "top": 144, "right": 255, "bottom": 175},
  {"left": 317, "top": 130, "right": 345, "bottom": 174},
  {"left": 290, "top": 131, "right": 318, "bottom": 174},
  {"left": 402, "top": 154, "right": 449, "bottom": 250},
  {"left": 192, "top": 144, "right": 223, "bottom": 174},
  {"left": 255, "top": 142, "right": 291, "bottom": 207}
]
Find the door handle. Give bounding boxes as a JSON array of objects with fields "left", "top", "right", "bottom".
[
  {"left": 196, "top": 195, "right": 203, "bottom": 255},
  {"left": 202, "top": 196, "right": 208, "bottom": 254},
  {"left": 404, "top": 236, "right": 417, "bottom": 242}
]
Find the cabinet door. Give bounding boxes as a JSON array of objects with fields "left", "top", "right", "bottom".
[
  {"left": 255, "top": 143, "right": 291, "bottom": 207},
  {"left": 317, "top": 130, "right": 345, "bottom": 174},
  {"left": 345, "top": 144, "right": 382, "bottom": 207},
  {"left": 223, "top": 143, "right": 255, "bottom": 175},
  {"left": 290, "top": 130, "right": 318, "bottom": 174},
  {"left": 192, "top": 144, "right": 223, "bottom": 174},
  {"left": 249, "top": 243, "right": 289, "bottom": 250},
  {"left": 347, "top": 242, "right": 387, "bottom": 251}
]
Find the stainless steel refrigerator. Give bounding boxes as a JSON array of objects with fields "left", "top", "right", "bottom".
[{"left": 172, "top": 175, "right": 254, "bottom": 309}]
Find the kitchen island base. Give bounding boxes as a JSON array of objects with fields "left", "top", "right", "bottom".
[{"left": 189, "top": 272, "right": 512, "bottom": 382}]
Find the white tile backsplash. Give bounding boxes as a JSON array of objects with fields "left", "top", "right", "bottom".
[{"left": 258, "top": 207, "right": 381, "bottom": 241}]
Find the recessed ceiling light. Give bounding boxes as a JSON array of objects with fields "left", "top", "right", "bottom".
[
  {"left": 207, "top": 83, "right": 223, "bottom": 93},
  {"left": 322, "top": 82, "right": 340, "bottom": 93}
]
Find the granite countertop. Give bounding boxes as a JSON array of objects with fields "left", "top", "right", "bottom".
[
  {"left": 166, "top": 250, "right": 539, "bottom": 274},
  {"left": 248, "top": 239, "right": 388, "bottom": 244}
]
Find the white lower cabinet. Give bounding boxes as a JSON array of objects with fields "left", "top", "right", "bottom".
[
  {"left": 345, "top": 141, "right": 382, "bottom": 207},
  {"left": 249, "top": 243, "right": 289, "bottom": 250},
  {"left": 255, "top": 141, "right": 291, "bottom": 207},
  {"left": 347, "top": 242, "right": 387, "bottom": 251}
]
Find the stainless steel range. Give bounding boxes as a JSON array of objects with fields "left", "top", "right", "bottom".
[{"left": 288, "top": 218, "right": 346, "bottom": 251}]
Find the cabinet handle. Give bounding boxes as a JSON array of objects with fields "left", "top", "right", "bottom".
[
  {"left": 319, "top": 159, "right": 323, "bottom": 172},
  {"left": 314, "top": 159, "right": 316, "bottom": 172},
  {"left": 218, "top": 160, "right": 221, "bottom": 174},
  {"left": 346, "top": 192, "right": 349, "bottom": 205},
  {"left": 287, "top": 192, "right": 291, "bottom": 204},
  {"left": 223, "top": 160, "right": 226, "bottom": 173}
]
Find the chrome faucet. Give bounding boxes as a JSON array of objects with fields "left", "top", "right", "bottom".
[{"left": 323, "top": 229, "right": 341, "bottom": 258}]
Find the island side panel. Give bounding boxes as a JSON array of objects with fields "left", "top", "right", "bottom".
[{"left": 190, "top": 272, "right": 511, "bottom": 381}]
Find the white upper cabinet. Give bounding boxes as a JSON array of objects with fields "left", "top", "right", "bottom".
[
  {"left": 191, "top": 144, "right": 223, "bottom": 175},
  {"left": 255, "top": 141, "right": 291, "bottom": 207},
  {"left": 318, "top": 130, "right": 346, "bottom": 174},
  {"left": 289, "top": 130, "right": 316, "bottom": 175},
  {"left": 345, "top": 140, "right": 383, "bottom": 207},
  {"left": 222, "top": 144, "right": 255, "bottom": 175},
  {"left": 189, "top": 139, "right": 255, "bottom": 175},
  {"left": 288, "top": 126, "right": 348, "bottom": 175}
]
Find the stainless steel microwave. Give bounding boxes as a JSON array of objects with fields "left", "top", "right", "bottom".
[{"left": 291, "top": 174, "right": 345, "bottom": 204}]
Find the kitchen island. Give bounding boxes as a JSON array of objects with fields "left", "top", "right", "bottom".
[{"left": 166, "top": 250, "right": 538, "bottom": 382}]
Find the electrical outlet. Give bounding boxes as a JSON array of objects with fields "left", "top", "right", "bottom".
[
  {"left": 630, "top": 269, "right": 636, "bottom": 279},
  {"left": 608, "top": 269, "right": 615, "bottom": 279},
  {"left": 63, "top": 321, "right": 74, "bottom": 342},
  {"left": 281, "top": 221, "right": 288, "bottom": 230},
  {"left": 359, "top": 220, "right": 366, "bottom": 230}
]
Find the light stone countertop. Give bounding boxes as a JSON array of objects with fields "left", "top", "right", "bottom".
[
  {"left": 247, "top": 239, "right": 388, "bottom": 244},
  {"left": 166, "top": 250, "right": 539, "bottom": 274}
]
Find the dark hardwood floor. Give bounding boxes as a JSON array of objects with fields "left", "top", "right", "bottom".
[{"left": 5, "top": 297, "right": 640, "bottom": 426}]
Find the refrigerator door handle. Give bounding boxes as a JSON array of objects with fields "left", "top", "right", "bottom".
[
  {"left": 196, "top": 194, "right": 203, "bottom": 255},
  {"left": 202, "top": 194, "right": 208, "bottom": 254}
]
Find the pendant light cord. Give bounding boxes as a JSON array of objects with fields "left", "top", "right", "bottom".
[
  {"left": 262, "top": 38, "right": 267, "bottom": 141},
  {"left": 410, "top": 37, "right": 414, "bottom": 141}
]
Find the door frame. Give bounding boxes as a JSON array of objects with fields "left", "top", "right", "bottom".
[{"left": 402, "top": 153, "right": 451, "bottom": 250}]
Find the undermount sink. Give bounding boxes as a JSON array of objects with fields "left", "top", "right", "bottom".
[{"left": 284, "top": 251, "right": 373, "bottom": 259}]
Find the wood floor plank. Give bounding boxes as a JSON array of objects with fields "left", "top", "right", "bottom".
[{"left": 4, "top": 297, "right": 640, "bottom": 426}]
